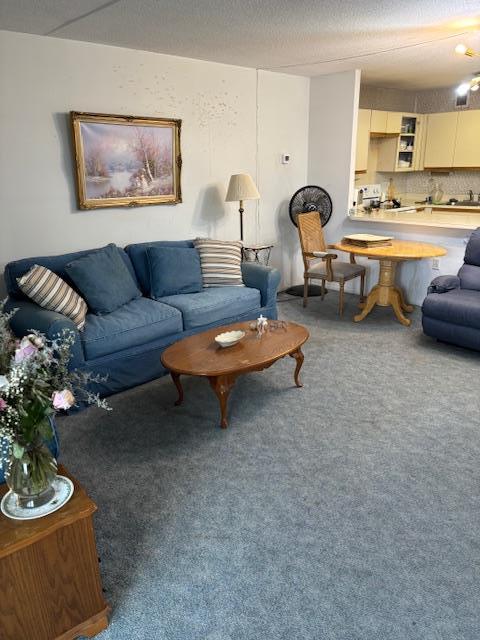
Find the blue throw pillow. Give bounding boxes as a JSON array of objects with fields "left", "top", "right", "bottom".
[
  {"left": 147, "top": 246, "right": 202, "bottom": 299},
  {"left": 65, "top": 244, "right": 141, "bottom": 314}
]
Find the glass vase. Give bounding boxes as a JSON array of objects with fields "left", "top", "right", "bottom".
[{"left": 5, "top": 438, "right": 58, "bottom": 509}]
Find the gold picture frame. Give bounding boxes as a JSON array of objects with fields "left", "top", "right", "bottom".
[{"left": 71, "top": 111, "right": 182, "bottom": 210}]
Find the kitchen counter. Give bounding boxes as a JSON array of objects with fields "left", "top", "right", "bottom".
[{"left": 349, "top": 205, "right": 480, "bottom": 231}]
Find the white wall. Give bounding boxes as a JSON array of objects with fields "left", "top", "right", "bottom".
[
  {"left": 308, "top": 70, "right": 361, "bottom": 293},
  {"left": 257, "top": 70, "right": 309, "bottom": 289},
  {"left": 0, "top": 30, "right": 309, "bottom": 294}
]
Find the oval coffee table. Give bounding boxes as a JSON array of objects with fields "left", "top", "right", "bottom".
[
  {"left": 161, "top": 321, "right": 309, "bottom": 428},
  {"left": 331, "top": 239, "right": 447, "bottom": 326}
]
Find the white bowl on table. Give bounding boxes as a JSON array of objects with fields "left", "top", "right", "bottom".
[{"left": 214, "top": 330, "right": 246, "bottom": 348}]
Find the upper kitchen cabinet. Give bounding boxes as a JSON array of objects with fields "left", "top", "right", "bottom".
[
  {"left": 355, "top": 109, "right": 371, "bottom": 173},
  {"left": 453, "top": 110, "right": 480, "bottom": 168},
  {"left": 424, "top": 112, "right": 458, "bottom": 168},
  {"left": 376, "top": 114, "right": 424, "bottom": 171},
  {"left": 370, "top": 110, "right": 402, "bottom": 136}
]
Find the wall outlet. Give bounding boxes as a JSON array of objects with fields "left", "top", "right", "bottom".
[
  {"left": 281, "top": 153, "right": 291, "bottom": 164},
  {"left": 432, "top": 257, "right": 440, "bottom": 270}
]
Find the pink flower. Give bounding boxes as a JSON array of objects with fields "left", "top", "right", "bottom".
[
  {"left": 52, "top": 389, "right": 75, "bottom": 411},
  {"left": 0, "top": 398, "right": 7, "bottom": 412},
  {"left": 14, "top": 336, "right": 38, "bottom": 363}
]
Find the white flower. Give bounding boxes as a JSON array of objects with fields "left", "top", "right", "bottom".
[
  {"left": 52, "top": 389, "right": 75, "bottom": 411},
  {"left": 0, "top": 375, "right": 9, "bottom": 392}
]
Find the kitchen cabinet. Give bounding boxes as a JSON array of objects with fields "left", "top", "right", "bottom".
[
  {"left": 355, "top": 109, "right": 371, "bottom": 173},
  {"left": 370, "top": 110, "right": 402, "bottom": 135},
  {"left": 424, "top": 112, "right": 458, "bottom": 168},
  {"left": 376, "top": 114, "right": 422, "bottom": 171},
  {"left": 370, "top": 110, "right": 388, "bottom": 134},
  {"left": 386, "top": 112, "right": 402, "bottom": 134},
  {"left": 453, "top": 110, "right": 480, "bottom": 167}
]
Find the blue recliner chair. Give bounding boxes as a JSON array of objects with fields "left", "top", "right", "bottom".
[{"left": 422, "top": 228, "right": 480, "bottom": 351}]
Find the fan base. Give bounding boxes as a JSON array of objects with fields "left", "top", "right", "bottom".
[{"left": 285, "top": 284, "right": 328, "bottom": 297}]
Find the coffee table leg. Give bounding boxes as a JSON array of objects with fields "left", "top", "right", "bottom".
[
  {"left": 208, "top": 375, "right": 236, "bottom": 429},
  {"left": 289, "top": 348, "right": 304, "bottom": 387},
  {"left": 171, "top": 372, "right": 184, "bottom": 406}
]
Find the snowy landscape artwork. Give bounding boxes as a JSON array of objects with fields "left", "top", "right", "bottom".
[{"left": 71, "top": 112, "right": 182, "bottom": 209}]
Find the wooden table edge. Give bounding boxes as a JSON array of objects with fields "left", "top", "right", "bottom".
[
  {"left": 0, "top": 465, "right": 97, "bottom": 558},
  {"left": 161, "top": 328, "right": 310, "bottom": 378}
]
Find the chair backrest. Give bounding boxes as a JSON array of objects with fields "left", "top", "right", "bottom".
[
  {"left": 297, "top": 212, "right": 327, "bottom": 269},
  {"left": 459, "top": 227, "right": 480, "bottom": 291}
]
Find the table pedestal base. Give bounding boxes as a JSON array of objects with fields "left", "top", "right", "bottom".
[{"left": 354, "top": 259, "right": 413, "bottom": 326}]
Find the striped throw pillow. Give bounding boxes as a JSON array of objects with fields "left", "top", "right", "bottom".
[
  {"left": 193, "top": 239, "right": 244, "bottom": 288},
  {"left": 17, "top": 265, "right": 88, "bottom": 330}
]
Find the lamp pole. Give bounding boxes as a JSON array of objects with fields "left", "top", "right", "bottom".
[{"left": 239, "top": 199, "right": 244, "bottom": 242}]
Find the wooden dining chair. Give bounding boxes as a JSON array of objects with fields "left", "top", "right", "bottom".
[{"left": 297, "top": 212, "right": 366, "bottom": 316}]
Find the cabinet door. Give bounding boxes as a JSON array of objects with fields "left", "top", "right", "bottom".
[
  {"left": 413, "top": 115, "right": 426, "bottom": 171},
  {"left": 386, "top": 112, "right": 402, "bottom": 134},
  {"left": 453, "top": 110, "right": 480, "bottom": 167},
  {"left": 355, "top": 109, "right": 371, "bottom": 172},
  {"left": 424, "top": 112, "right": 458, "bottom": 168},
  {"left": 370, "top": 110, "right": 388, "bottom": 134}
]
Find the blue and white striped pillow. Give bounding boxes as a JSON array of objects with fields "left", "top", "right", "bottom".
[{"left": 193, "top": 239, "right": 244, "bottom": 288}]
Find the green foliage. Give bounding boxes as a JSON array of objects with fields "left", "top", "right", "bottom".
[{"left": 0, "top": 300, "right": 110, "bottom": 470}]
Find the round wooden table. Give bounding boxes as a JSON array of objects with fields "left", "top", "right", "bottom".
[
  {"left": 331, "top": 240, "right": 447, "bottom": 326},
  {"left": 161, "top": 321, "right": 309, "bottom": 428}
]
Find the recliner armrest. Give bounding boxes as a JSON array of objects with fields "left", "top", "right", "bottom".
[
  {"left": 241, "top": 262, "right": 281, "bottom": 308},
  {"left": 4, "top": 298, "right": 85, "bottom": 368},
  {"left": 427, "top": 275, "right": 460, "bottom": 294}
]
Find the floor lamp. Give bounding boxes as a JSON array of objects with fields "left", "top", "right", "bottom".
[{"left": 225, "top": 174, "right": 260, "bottom": 242}]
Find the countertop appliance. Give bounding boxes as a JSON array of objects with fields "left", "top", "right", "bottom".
[{"left": 355, "top": 183, "right": 382, "bottom": 208}]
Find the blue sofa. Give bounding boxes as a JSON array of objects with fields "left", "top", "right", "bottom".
[
  {"left": 422, "top": 228, "right": 480, "bottom": 352},
  {"left": 4, "top": 240, "right": 281, "bottom": 396}
]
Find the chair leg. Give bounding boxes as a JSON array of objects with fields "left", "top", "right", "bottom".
[
  {"left": 339, "top": 281, "right": 344, "bottom": 317},
  {"left": 303, "top": 277, "right": 308, "bottom": 307},
  {"left": 360, "top": 271, "right": 365, "bottom": 303},
  {"left": 321, "top": 279, "right": 326, "bottom": 301}
]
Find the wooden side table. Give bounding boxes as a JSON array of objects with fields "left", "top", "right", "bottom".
[{"left": 0, "top": 465, "right": 110, "bottom": 640}]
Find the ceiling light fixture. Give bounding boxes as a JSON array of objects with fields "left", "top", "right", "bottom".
[
  {"left": 456, "top": 72, "right": 480, "bottom": 95},
  {"left": 455, "top": 43, "right": 479, "bottom": 57}
]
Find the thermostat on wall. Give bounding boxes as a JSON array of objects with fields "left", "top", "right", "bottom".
[{"left": 281, "top": 153, "right": 291, "bottom": 164}]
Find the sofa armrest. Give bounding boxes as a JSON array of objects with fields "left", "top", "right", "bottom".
[
  {"left": 427, "top": 275, "right": 460, "bottom": 294},
  {"left": 4, "top": 298, "right": 85, "bottom": 368},
  {"left": 241, "top": 263, "right": 281, "bottom": 307}
]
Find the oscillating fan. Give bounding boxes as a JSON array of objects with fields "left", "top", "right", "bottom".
[
  {"left": 289, "top": 185, "right": 333, "bottom": 227},
  {"left": 286, "top": 185, "right": 333, "bottom": 297}
]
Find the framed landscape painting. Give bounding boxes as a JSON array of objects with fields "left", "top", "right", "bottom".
[{"left": 71, "top": 112, "right": 182, "bottom": 209}]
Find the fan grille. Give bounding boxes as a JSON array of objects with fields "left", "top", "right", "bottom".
[{"left": 289, "top": 185, "right": 333, "bottom": 227}]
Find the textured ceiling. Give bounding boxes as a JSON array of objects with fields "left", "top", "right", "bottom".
[{"left": 1, "top": 0, "right": 480, "bottom": 89}]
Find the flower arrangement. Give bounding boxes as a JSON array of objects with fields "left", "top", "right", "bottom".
[{"left": 0, "top": 300, "right": 109, "bottom": 504}]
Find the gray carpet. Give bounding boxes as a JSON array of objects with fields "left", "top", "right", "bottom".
[{"left": 59, "top": 293, "right": 480, "bottom": 640}]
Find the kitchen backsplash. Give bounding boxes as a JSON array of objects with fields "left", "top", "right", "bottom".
[{"left": 376, "top": 170, "right": 480, "bottom": 200}]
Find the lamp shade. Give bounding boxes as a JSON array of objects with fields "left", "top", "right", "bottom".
[{"left": 225, "top": 174, "right": 260, "bottom": 202}]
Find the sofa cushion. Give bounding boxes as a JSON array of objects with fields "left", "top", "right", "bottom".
[
  {"left": 147, "top": 246, "right": 202, "bottom": 299},
  {"left": 464, "top": 227, "right": 480, "bottom": 267},
  {"left": 422, "top": 288, "right": 480, "bottom": 330},
  {"left": 66, "top": 244, "right": 142, "bottom": 315},
  {"left": 160, "top": 286, "right": 261, "bottom": 330},
  {"left": 4, "top": 246, "right": 139, "bottom": 301},
  {"left": 458, "top": 264, "right": 480, "bottom": 292},
  {"left": 17, "top": 264, "right": 88, "bottom": 330},
  {"left": 193, "top": 238, "right": 244, "bottom": 287},
  {"left": 125, "top": 240, "right": 194, "bottom": 295},
  {"left": 81, "top": 297, "right": 182, "bottom": 360}
]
